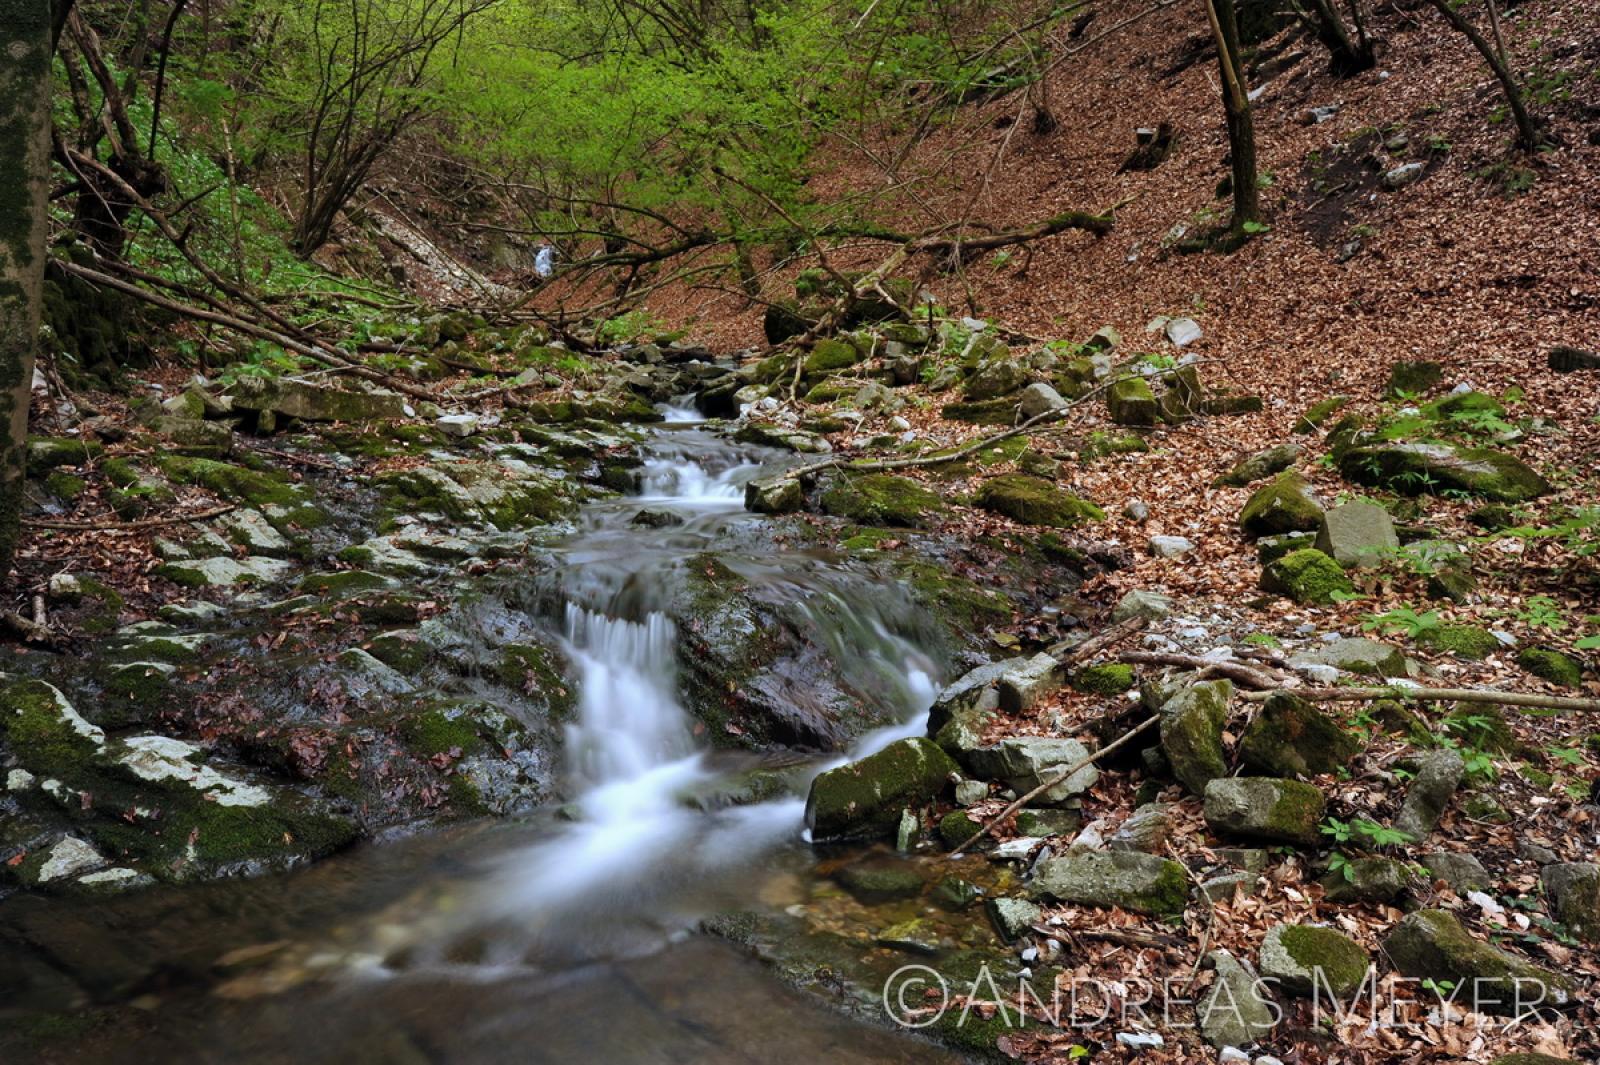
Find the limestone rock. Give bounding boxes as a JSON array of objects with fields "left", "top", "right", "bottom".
[
  {"left": 1393, "top": 749, "right": 1465, "bottom": 841},
  {"left": 1542, "top": 863, "right": 1600, "bottom": 943},
  {"left": 1108, "top": 802, "right": 1176, "bottom": 853},
  {"left": 1314, "top": 500, "right": 1398, "bottom": 569},
  {"left": 1420, "top": 851, "right": 1491, "bottom": 893},
  {"left": 987, "top": 897, "right": 1043, "bottom": 941},
  {"left": 1239, "top": 471, "right": 1324, "bottom": 538},
  {"left": 1291, "top": 637, "right": 1407, "bottom": 678},
  {"left": 997, "top": 653, "right": 1064, "bottom": 713},
  {"left": 1149, "top": 535, "right": 1195, "bottom": 558},
  {"left": 1107, "top": 377, "right": 1159, "bottom": 426},
  {"left": 1111, "top": 589, "right": 1173, "bottom": 622},
  {"left": 1019, "top": 382, "right": 1068, "bottom": 418},
  {"left": 1203, "top": 777, "right": 1325, "bottom": 845},
  {"left": 1384, "top": 909, "right": 1573, "bottom": 1012},
  {"left": 1259, "top": 923, "right": 1370, "bottom": 998},
  {"left": 1239, "top": 692, "right": 1362, "bottom": 778},
  {"left": 1198, "top": 950, "right": 1276, "bottom": 1048},
  {"left": 966, "top": 737, "right": 1098, "bottom": 804},
  {"left": 1159, "top": 679, "right": 1232, "bottom": 795},
  {"left": 1320, "top": 855, "right": 1409, "bottom": 903},
  {"left": 1030, "top": 849, "right": 1189, "bottom": 915},
  {"left": 227, "top": 376, "right": 408, "bottom": 423}
]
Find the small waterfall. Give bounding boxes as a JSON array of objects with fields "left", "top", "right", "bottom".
[
  {"left": 636, "top": 455, "right": 751, "bottom": 502},
  {"left": 656, "top": 397, "right": 702, "bottom": 423}
]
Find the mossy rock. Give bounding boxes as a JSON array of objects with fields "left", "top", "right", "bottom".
[
  {"left": 1159, "top": 680, "right": 1231, "bottom": 794},
  {"left": 1030, "top": 850, "right": 1188, "bottom": 916},
  {"left": 1239, "top": 471, "right": 1324, "bottom": 537},
  {"left": 1077, "top": 431, "right": 1150, "bottom": 460},
  {"left": 804, "top": 737, "right": 957, "bottom": 841},
  {"left": 399, "top": 708, "right": 487, "bottom": 758},
  {"left": 157, "top": 456, "right": 304, "bottom": 509},
  {"left": 365, "top": 631, "right": 431, "bottom": 674},
  {"left": 802, "top": 338, "right": 861, "bottom": 377},
  {"left": 1261, "top": 548, "right": 1353, "bottom": 604},
  {"left": 1240, "top": 692, "right": 1363, "bottom": 778},
  {"left": 819, "top": 473, "right": 943, "bottom": 528},
  {"left": 1203, "top": 777, "right": 1326, "bottom": 845},
  {"left": 1106, "top": 376, "right": 1158, "bottom": 426},
  {"left": 836, "top": 861, "right": 925, "bottom": 903},
  {"left": 1517, "top": 647, "right": 1582, "bottom": 688},
  {"left": 1384, "top": 909, "right": 1573, "bottom": 1013},
  {"left": 26, "top": 436, "right": 103, "bottom": 477},
  {"left": 1441, "top": 705, "right": 1520, "bottom": 754},
  {"left": 1321, "top": 855, "right": 1409, "bottom": 903},
  {"left": 0, "top": 678, "right": 106, "bottom": 778},
  {"left": 1417, "top": 623, "right": 1501, "bottom": 660},
  {"left": 940, "top": 397, "right": 1018, "bottom": 425},
  {"left": 1294, "top": 395, "right": 1349, "bottom": 433},
  {"left": 1339, "top": 441, "right": 1550, "bottom": 502},
  {"left": 1386, "top": 361, "right": 1442, "bottom": 397},
  {"left": 1072, "top": 663, "right": 1135, "bottom": 694},
  {"left": 1421, "top": 390, "right": 1505, "bottom": 421},
  {"left": 938, "top": 810, "right": 982, "bottom": 849},
  {"left": 973, "top": 473, "right": 1103, "bottom": 528},
  {"left": 1259, "top": 923, "right": 1371, "bottom": 998}
]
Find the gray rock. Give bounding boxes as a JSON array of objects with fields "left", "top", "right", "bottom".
[
  {"left": 1108, "top": 802, "right": 1175, "bottom": 853},
  {"left": 1030, "top": 849, "right": 1188, "bottom": 915},
  {"left": 1320, "top": 856, "right": 1409, "bottom": 903},
  {"left": 1115, "top": 1031, "right": 1164, "bottom": 1051},
  {"left": 1384, "top": 909, "right": 1574, "bottom": 1012},
  {"left": 964, "top": 359, "right": 1028, "bottom": 401},
  {"left": 1084, "top": 325, "right": 1121, "bottom": 352},
  {"left": 1203, "top": 777, "right": 1325, "bottom": 845},
  {"left": 227, "top": 375, "right": 409, "bottom": 422},
  {"left": 1542, "top": 862, "right": 1600, "bottom": 943},
  {"left": 1213, "top": 443, "right": 1303, "bottom": 488},
  {"left": 1382, "top": 162, "right": 1426, "bottom": 189},
  {"left": 1258, "top": 923, "right": 1370, "bottom": 998},
  {"left": 1198, "top": 950, "right": 1276, "bottom": 1048},
  {"left": 744, "top": 475, "right": 803, "bottom": 515},
  {"left": 1196, "top": 872, "right": 1256, "bottom": 903},
  {"left": 1238, "top": 691, "right": 1363, "bottom": 778},
  {"left": 1314, "top": 500, "right": 1398, "bottom": 569},
  {"left": 1015, "top": 808, "right": 1082, "bottom": 837},
  {"left": 1291, "top": 637, "right": 1407, "bottom": 678},
  {"left": 895, "top": 809, "right": 919, "bottom": 852},
  {"left": 1123, "top": 499, "right": 1150, "bottom": 522},
  {"left": 997, "top": 653, "right": 1063, "bottom": 713},
  {"left": 159, "top": 555, "right": 295, "bottom": 588},
  {"left": 1393, "top": 749, "right": 1465, "bottom": 841},
  {"left": 436, "top": 413, "right": 480, "bottom": 438},
  {"left": 1111, "top": 589, "right": 1173, "bottom": 622},
  {"left": 966, "top": 737, "right": 1098, "bottom": 804},
  {"left": 32, "top": 837, "right": 108, "bottom": 884},
  {"left": 1159, "top": 679, "right": 1232, "bottom": 795},
  {"left": 955, "top": 780, "right": 989, "bottom": 806},
  {"left": 217, "top": 509, "right": 295, "bottom": 559},
  {"left": 1420, "top": 851, "right": 1490, "bottom": 893},
  {"left": 1149, "top": 535, "right": 1196, "bottom": 558},
  {"left": 337, "top": 648, "right": 414, "bottom": 695},
  {"left": 987, "top": 897, "right": 1042, "bottom": 941},
  {"left": 1165, "top": 317, "right": 1203, "bottom": 347},
  {"left": 1019, "top": 382, "right": 1068, "bottom": 418}
]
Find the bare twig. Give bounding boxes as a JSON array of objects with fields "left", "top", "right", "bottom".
[
  {"left": 1239, "top": 685, "right": 1600, "bottom": 712},
  {"left": 24, "top": 504, "right": 236, "bottom": 533}
]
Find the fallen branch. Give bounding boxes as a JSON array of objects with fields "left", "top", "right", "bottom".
[
  {"left": 1240, "top": 685, "right": 1600, "bottom": 713},
  {"left": 0, "top": 611, "right": 63, "bottom": 648},
  {"left": 1117, "top": 651, "right": 1285, "bottom": 691},
  {"left": 951, "top": 714, "right": 1159, "bottom": 856},
  {"left": 1047, "top": 614, "right": 1146, "bottom": 660},
  {"left": 24, "top": 504, "right": 236, "bottom": 533}
]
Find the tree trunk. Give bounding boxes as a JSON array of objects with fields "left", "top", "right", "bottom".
[
  {"left": 1422, "top": 0, "right": 1545, "bottom": 150},
  {"left": 0, "top": 0, "right": 53, "bottom": 578},
  {"left": 1207, "top": 0, "right": 1260, "bottom": 230}
]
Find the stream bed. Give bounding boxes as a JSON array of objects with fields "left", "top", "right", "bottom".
[{"left": 0, "top": 418, "right": 979, "bottom": 1064}]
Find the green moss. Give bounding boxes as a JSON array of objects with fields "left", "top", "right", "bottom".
[
  {"left": 44, "top": 471, "right": 86, "bottom": 501},
  {"left": 1517, "top": 647, "right": 1582, "bottom": 687},
  {"left": 805, "top": 737, "right": 957, "bottom": 840},
  {"left": 72, "top": 577, "right": 124, "bottom": 634},
  {"left": 158, "top": 456, "right": 302, "bottom": 508},
  {"left": 896, "top": 559, "right": 1013, "bottom": 633},
  {"left": 1239, "top": 471, "right": 1324, "bottom": 537},
  {"left": 1339, "top": 441, "right": 1550, "bottom": 502},
  {"left": 1418, "top": 623, "right": 1500, "bottom": 660},
  {"left": 0, "top": 679, "right": 102, "bottom": 777},
  {"left": 335, "top": 545, "right": 376, "bottom": 566},
  {"left": 186, "top": 800, "right": 357, "bottom": 866},
  {"left": 400, "top": 708, "right": 486, "bottom": 758},
  {"left": 1073, "top": 663, "right": 1135, "bottom": 694},
  {"left": 973, "top": 473, "right": 1103, "bottom": 528},
  {"left": 26, "top": 436, "right": 103, "bottom": 477},
  {"left": 938, "top": 809, "right": 980, "bottom": 848},
  {"left": 819, "top": 473, "right": 943, "bottom": 528},
  {"left": 366, "top": 631, "right": 430, "bottom": 674},
  {"left": 1266, "top": 780, "right": 1329, "bottom": 839},
  {"left": 1260, "top": 548, "right": 1353, "bottom": 604},
  {"left": 804, "top": 338, "right": 860, "bottom": 375},
  {"left": 1274, "top": 924, "right": 1371, "bottom": 997},
  {"left": 1239, "top": 692, "right": 1362, "bottom": 777},
  {"left": 1106, "top": 376, "right": 1158, "bottom": 426},
  {"left": 1294, "top": 395, "right": 1349, "bottom": 433},
  {"left": 940, "top": 397, "right": 1018, "bottom": 425},
  {"left": 1078, "top": 431, "right": 1150, "bottom": 459}
]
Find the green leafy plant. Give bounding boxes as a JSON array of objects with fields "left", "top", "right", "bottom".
[
  {"left": 1362, "top": 606, "right": 1443, "bottom": 639},
  {"left": 1518, "top": 595, "right": 1567, "bottom": 632}
]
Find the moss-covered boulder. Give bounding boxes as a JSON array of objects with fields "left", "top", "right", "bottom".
[
  {"left": 1261, "top": 548, "right": 1353, "bottom": 604},
  {"left": 1159, "top": 679, "right": 1231, "bottom": 794},
  {"left": 1239, "top": 471, "right": 1324, "bottom": 537},
  {"left": 1517, "top": 648, "right": 1582, "bottom": 688},
  {"left": 1417, "top": 623, "right": 1501, "bottom": 660},
  {"left": 1339, "top": 441, "right": 1550, "bottom": 502},
  {"left": 819, "top": 473, "right": 942, "bottom": 528},
  {"left": 1386, "top": 361, "right": 1443, "bottom": 397},
  {"left": 938, "top": 809, "right": 982, "bottom": 849},
  {"left": 744, "top": 475, "right": 804, "bottom": 515},
  {"left": 803, "top": 338, "right": 860, "bottom": 377},
  {"left": 804, "top": 737, "right": 957, "bottom": 841},
  {"left": 1320, "top": 855, "right": 1409, "bottom": 903},
  {"left": 1030, "top": 849, "right": 1188, "bottom": 916},
  {"left": 1203, "top": 777, "right": 1325, "bottom": 845},
  {"left": 1259, "top": 923, "right": 1371, "bottom": 998},
  {"left": 1213, "top": 442, "right": 1303, "bottom": 488},
  {"left": 226, "top": 376, "right": 408, "bottom": 423},
  {"left": 1542, "top": 862, "right": 1600, "bottom": 944},
  {"left": 1106, "top": 376, "right": 1158, "bottom": 426},
  {"left": 1240, "top": 692, "right": 1363, "bottom": 778},
  {"left": 1384, "top": 909, "right": 1574, "bottom": 1012},
  {"left": 963, "top": 359, "right": 1028, "bottom": 401},
  {"left": 973, "top": 473, "right": 1103, "bottom": 528}
]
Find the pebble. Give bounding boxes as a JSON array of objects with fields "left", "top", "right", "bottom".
[
  {"left": 1116, "top": 1031, "right": 1165, "bottom": 1051},
  {"left": 1149, "top": 535, "right": 1196, "bottom": 559},
  {"left": 1218, "top": 1049, "right": 1250, "bottom": 1064},
  {"left": 889, "top": 415, "right": 911, "bottom": 431}
]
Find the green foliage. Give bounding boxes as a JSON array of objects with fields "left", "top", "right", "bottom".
[{"left": 1362, "top": 606, "right": 1442, "bottom": 639}]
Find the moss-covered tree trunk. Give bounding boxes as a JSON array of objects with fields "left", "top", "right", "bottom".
[{"left": 0, "top": 0, "right": 53, "bottom": 577}]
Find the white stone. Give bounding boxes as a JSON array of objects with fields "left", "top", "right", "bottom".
[
  {"left": 47, "top": 572, "right": 83, "bottom": 599},
  {"left": 116, "top": 735, "right": 272, "bottom": 807},
  {"left": 218, "top": 509, "right": 292, "bottom": 556},
  {"left": 1218, "top": 1049, "right": 1250, "bottom": 1064},
  {"left": 1149, "top": 535, "right": 1196, "bottom": 559},
  {"left": 1115, "top": 1031, "right": 1165, "bottom": 1050},
  {"left": 37, "top": 837, "right": 106, "bottom": 882},
  {"left": 161, "top": 556, "right": 295, "bottom": 588},
  {"left": 78, "top": 867, "right": 141, "bottom": 886},
  {"left": 987, "top": 837, "right": 1043, "bottom": 861},
  {"left": 7, "top": 768, "right": 36, "bottom": 791},
  {"left": 1165, "top": 317, "right": 1203, "bottom": 347},
  {"left": 1296, "top": 663, "right": 1341, "bottom": 685}
]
